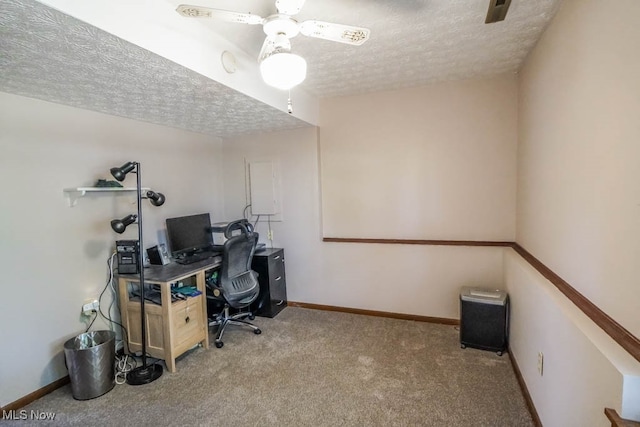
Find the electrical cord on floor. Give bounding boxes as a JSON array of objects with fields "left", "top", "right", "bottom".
[
  {"left": 115, "top": 353, "right": 135, "bottom": 385},
  {"left": 114, "top": 351, "right": 165, "bottom": 385}
]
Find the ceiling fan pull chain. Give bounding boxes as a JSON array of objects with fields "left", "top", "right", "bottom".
[{"left": 287, "top": 90, "right": 293, "bottom": 114}]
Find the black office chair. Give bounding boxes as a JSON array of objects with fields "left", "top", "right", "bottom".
[{"left": 207, "top": 220, "right": 262, "bottom": 348}]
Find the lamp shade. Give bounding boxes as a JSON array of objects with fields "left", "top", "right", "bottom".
[
  {"left": 111, "top": 214, "right": 137, "bottom": 234},
  {"left": 146, "top": 191, "right": 165, "bottom": 207},
  {"left": 110, "top": 162, "right": 136, "bottom": 182},
  {"left": 260, "top": 52, "right": 307, "bottom": 90}
]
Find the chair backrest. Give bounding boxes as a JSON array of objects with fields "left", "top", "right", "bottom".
[{"left": 218, "top": 220, "right": 260, "bottom": 309}]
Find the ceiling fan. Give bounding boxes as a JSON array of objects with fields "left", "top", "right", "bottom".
[{"left": 176, "top": 0, "right": 371, "bottom": 90}]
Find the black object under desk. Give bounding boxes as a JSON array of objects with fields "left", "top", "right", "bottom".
[{"left": 250, "top": 248, "right": 288, "bottom": 317}]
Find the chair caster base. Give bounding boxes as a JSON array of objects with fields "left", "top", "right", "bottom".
[
  {"left": 254, "top": 328, "right": 261, "bottom": 335},
  {"left": 215, "top": 341, "right": 224, "bottom": 348}
]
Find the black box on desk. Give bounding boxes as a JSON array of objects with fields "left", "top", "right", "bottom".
[
  {"left": 116, "top": 240, "right": 139, "bottom": 274},
  {"left": 460, "top": 287, "right": 509, "bottom": 355}
]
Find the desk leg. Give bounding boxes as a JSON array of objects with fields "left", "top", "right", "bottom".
[
  {"left": 195, "top": 270, "right": 210, "bottom": 349},
  {"left": 166, "top": 357, "right": 176, "bottom": 373},
  {"left": 161, "top": 282, "right": 176, "bottom": 373}
]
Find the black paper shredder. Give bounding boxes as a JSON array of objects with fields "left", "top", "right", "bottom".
[{"left": 460, "top": 287, "right": 509, "bottom": 356}]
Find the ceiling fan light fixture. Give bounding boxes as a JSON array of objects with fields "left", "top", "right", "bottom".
[
  {"left": 177, "top": 2, "right": 370, "bottom": 91},
  {"left": 260, "top": 52, "right": 307, "bottom": 90}
]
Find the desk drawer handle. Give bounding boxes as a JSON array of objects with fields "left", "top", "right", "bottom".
[
  {"left": 276, "top": 300, "right": 285, "bottom": 306},
  {"left": 273, "top": 255, "right": 280, "bottom": 260},
  {"left": 275, "top": 276, "right": 282, "bottom": 281}
]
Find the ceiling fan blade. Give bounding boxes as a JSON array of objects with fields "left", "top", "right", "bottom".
[
  {"left": 299, "top": 20, "right": 371, "bottom": 45},
  {"left": 176, "top": 4, "right": 264, "bottom": 25},
  {"left": 275, "top": 0, "right": 307, "bottom": 15}
]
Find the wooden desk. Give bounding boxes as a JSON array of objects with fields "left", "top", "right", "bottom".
[{"left": 117, "top": 257, "right": 221, "bottom": 372}]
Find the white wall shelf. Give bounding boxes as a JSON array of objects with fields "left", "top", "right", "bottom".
[{"left": 63, "top": 187, "right": 149, "bottom": 207}]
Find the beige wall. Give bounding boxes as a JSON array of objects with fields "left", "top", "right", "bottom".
[
  {"left": 221, "top": 127, "right": 325, "bottom": 305},
  {"left": 517, "top": 0, "right": 640, "bottom": 339},
  {"left": 512, "top": 0, "right": 640, "bottom": 422},
  {"left": 504, "top": 250, "right": 632, "bottom": 426},
  {"left": 222, "top": 83, "right": 510, "bottom": 320},
  {"left": 319, "top": 76, "right": 518, "bottom": 241},
  {"left": 0, "top": 92, "right": 223, "bottom": 406}
]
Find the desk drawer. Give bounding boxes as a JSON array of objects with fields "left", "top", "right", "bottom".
[
  {"left": 172, "top": 297, "right": 203, "bottom": 350},
  {"left": 267, "top": 255, "right": 285, "bottom": 281}
]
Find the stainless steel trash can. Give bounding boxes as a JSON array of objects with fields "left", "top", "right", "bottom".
[{"left": 63, "top": 330, "right": 116, "bottom": 400}]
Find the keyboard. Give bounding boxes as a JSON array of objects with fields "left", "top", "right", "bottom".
[{"left": 176, "top": 251, "right": 217, "bottom": 265}]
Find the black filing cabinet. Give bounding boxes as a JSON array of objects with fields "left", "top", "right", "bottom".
[
  {"left": 460, "top": 287, "right": 509, "bottom": 356},
  {"left": 250, "top": 248, "right": 287, "bottom": 317}
]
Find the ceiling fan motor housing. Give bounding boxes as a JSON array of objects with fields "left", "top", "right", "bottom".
[{"left": 263, "top": 15, "right": 300, "bottom": 39}]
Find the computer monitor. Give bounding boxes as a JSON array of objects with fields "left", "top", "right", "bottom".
[{"left": 165, "top": 213, "right": 213, "bottom": 258}]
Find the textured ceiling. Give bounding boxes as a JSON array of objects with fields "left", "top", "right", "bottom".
[
  {"left": 0, "top": 0, "right": 310, "bottom": 138},
  {"left": 178, "top": 0, "right": 563, "bottom": 97},
  {"left": 0, "top": 0, "right": 563, "bottom": 138}
]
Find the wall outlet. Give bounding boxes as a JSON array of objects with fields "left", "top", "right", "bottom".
[
  {"left": 537, "top": 351, "right": 544, "bottom": 376},
  {"left": 267, "top": 230, "right": 273, "bottom": 240},
  {"left": 82, "top": 299, "right": 99, "bottom": 316}
]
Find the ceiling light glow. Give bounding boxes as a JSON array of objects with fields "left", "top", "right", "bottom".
[{"left": 260, "top": 52, "right": 307, "bottom": 90}]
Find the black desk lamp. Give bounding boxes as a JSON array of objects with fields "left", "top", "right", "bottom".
[{"left": 110, "top": 161, "right": 165, "bottom": 385}]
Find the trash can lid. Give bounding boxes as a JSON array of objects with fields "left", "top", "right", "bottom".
[{"left": 460, "top": 287, "right": 508, "bottom": 305}]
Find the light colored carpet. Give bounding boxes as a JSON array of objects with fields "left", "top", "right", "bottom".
[{"left": 8, "top": 307, "right": 533, "bottom": 426}]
